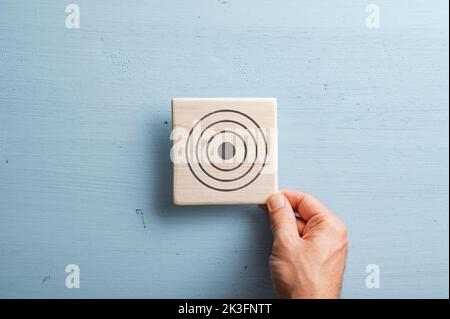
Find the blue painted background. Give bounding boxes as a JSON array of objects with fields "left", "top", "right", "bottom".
[{"left": 0, "top": 0, "right": 448, "bottom": 298}]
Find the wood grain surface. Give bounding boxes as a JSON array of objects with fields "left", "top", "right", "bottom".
[
  {"left": 0, "top": 0, "right": 448, "bottom": 298},
  {"left": 172, "top": 98, "right": 278, "bottom": 205}
]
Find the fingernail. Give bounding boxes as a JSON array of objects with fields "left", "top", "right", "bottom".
[{"left": 268, "top": 194, "right": 285, "bottom": 211}]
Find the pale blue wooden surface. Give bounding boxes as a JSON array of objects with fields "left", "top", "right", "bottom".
[{"left": 0, "top": 0, "right": 448, "bottom": 298}]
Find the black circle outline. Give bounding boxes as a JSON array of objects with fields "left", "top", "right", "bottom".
[
  {"left": 185, "top": 109, "right": 268, "bottom": 192},
  {"left": 188, "top": 112, "right": 267, "bottom": 190},
  {"left": 196, "top": 120, "right": 257, "bottom": 182},
  {"left": 206, "top": 130, "right": 247, "bottom": 172}
]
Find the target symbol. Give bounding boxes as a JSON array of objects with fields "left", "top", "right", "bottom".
[{"left": 185, "top": 110, "right": 268, "bottom": 192}]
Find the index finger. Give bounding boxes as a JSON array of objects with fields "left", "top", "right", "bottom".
[{"left": 281, "top": 190, "right": 332, "bottom": 221}]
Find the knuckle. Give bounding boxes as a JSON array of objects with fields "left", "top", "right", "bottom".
[
  {"left": 323, "top": 215, "right": 348, "bottom": 238},
  {"left": 320, "top": 214, "right": 335, "bottom": 227},
  {"left": 336, "top": 221, "right": 348, "bottom": 238}
]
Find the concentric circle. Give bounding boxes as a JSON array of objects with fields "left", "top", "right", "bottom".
[
  {"left": 185, "top": 109, "right": 267, "bottom": 192},
  {"left": 206, "top": 130, "right": 247, "bottom": 172},
  {"left": 196, "top": 120, "right": 257, "bottom": 182}
]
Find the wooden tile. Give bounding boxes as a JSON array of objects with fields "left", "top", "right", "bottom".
[{"left": 172, "top": 98, "right": 278, "bottom": 205}]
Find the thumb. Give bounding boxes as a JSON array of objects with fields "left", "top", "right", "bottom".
[{"left": 266, "top": 193, "right": 299, "bottom": 240}]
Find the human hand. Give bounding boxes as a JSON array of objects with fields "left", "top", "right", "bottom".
[{"left": 262, "top": 190, "right": 348, "bottom": 299}]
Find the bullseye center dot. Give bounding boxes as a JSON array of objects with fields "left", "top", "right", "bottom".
[{"left": 218, "top": 142, "right": 236, "bottom": 160}]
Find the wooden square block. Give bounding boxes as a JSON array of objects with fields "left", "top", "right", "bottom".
[{"left": 172, "top": 98, "right": 278, "bottom": 205}]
